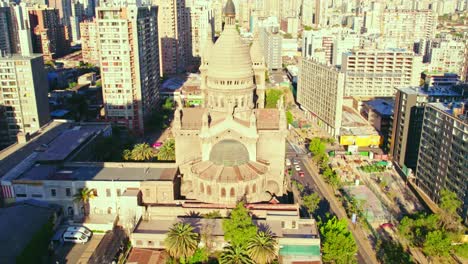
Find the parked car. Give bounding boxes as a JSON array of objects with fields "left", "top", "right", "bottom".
[
  {"left": 285, "top": 158, "right": 291, "bottom": 166},
  {"left": 293, "top": 159, "right": 300, "bottom": 165},
  {"left": 299, "top": 171, "right": 305, "bottom": 177},
  {"left": 152, "top": 141, "right": 163, "bottom": 149},
  {"left": 295, "top": 165, "right": 301, "bottom": 171},
  {"left": 63, "top": 231, "right": 89, "bottom": 244},
  {"left": 67, "top": 226, "right": 92, "bottom": 237}
]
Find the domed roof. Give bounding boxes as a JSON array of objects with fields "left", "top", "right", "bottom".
[
  {"left": 224, "top": 0, "right": 235, "bottom": 17},
  {"left": 210, "top": 140, "right": 249, "bottom": 166},
  {"left": 250, "top": 35, "right": 263, "bottom": 63},
  {"left": 207, "top": 26, "right": 253, "bottom": 79}
]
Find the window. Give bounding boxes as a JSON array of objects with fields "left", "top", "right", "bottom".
[
  {"left": 200, "top": 183, "right": 204, "bottom": 193},
  {"left": 93, "top": 189, "right": 98, "bottom": 196},
  {"left": 66, "top": 188, "right": 71, "bottom": 197},
  {"left": 253, "top": 184, "right": 257, "bottom": 193},
  {"left": 281, "top": 221, "right": 285, "bottom": 228},
  {"left": 230, "top": 188, "right": 235, "bottom": 197},
  {"left": 221, "top": 188, "right": 226, "bottom": 197},
  {"left": 16, "top": 194, "right": 27, "bottom": 197},
  {"left": 292, "top": 221, "right": 296, "bottom": 228},
  {"left": 207, "top": 186, "right": 211, "bottom": 195},
  {"left": 51, "top": 189, "right": 57, "bottom": 197},
  {"left": 136, "top": 240, "right": 143, "bottom": 246},
  {"left": 32, "top": 194, "right": 43, "bottom": 198},
  {"left": 117, "top": 189, "right": 121, "bottom": 196},
  {"left": 106, "top": 188, "right": 111, "bottom": 197}
]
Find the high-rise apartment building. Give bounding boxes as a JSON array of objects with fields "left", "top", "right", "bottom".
[
  {"left": 185, "top": 0, "right": 214, "bottom": 69},
  {"left": 28, "top": 6, "right": 70, "bottom": 60},
  {"left": 47, "top": 0, "right": 72, "bottom": 26},
  {"left": 298, "top": 58, "right": 344, "bottom": 136},
  {"left": 69, "top": 0, "right": 84, "bottom": 42},
  {"left": 0, "top": 53, "right": 50, "bottom": 149},
  {"left": 425, "top": 36, "right": 467, "bottom": 78},
  {"left": 381, "top": 10, "right": 436, "bottom": 49},
  {"left": 0, "top": 2, "right": 15, "bottom": 55},
  {"left": 260, "top": 26, "right": 282, "bottom": 70},
  {"left": 153, "top": 0, "right": 190, "bottom": 75},
  {"left": 416, "top": 101, "right": 467, "bottom": 222},
  {"left": 97, "top": 5, "right": 160, "bottom": 134},
  {"left": 390, "top": 86, "right": 465, "bottom": 171},
  {"left": 341, "top": 49, "right": 423, "bottom": 97},
  {"left": 80, "top": 20, "right": 99, "bottom": 65}
]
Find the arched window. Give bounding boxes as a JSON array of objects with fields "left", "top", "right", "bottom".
[
  {"left": 107, "top": 207, "right": 112, "bottom": 214},
  {"left": 253, "top": 184, "right": 257, "bottom": 193},
  {"left": 221, "top": 188, "right": 226, "bottom": 197},
  {"left": 230, "top": 188, "right": 235, "bottom": 197},
  {"left": 67, "top": 207, "right": 74, "bottom": 216},
  {"left": 207, "top": 186, "right": 212, "bottom": 195},
  {"left": 245, "top": 186, "right": 249, "bottom": 195},
  {"left": 200, "top": 183, "right": 204, "bottom": 193}
]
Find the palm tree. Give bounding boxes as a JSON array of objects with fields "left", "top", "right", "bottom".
[
  {"left": 247, "top": 230, "right": 278, "bottom": 264},
  {"left": 73, "top": 188, "right": 95, "bottom": 216},
  {"left": 122, "top": 149, "right": 132, "bottom": 161},
  {"left": 157, "top": 139, "right": 175, "bottom": 161},
  {"left": 220, "top": 244, "right": 254, "bottom": 264},
  {"left": 131, "top": 143, "right": 155, "bottom": 161},
  {"left": 164, "top": 222, "right": 199, "bottom": 263}
]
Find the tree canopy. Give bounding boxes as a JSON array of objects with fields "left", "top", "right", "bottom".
[
  {"left": 164, "top": 222, "right": 199, "bottom": 262},
  {"left": 319, "top": 216, "right": 357, "bottom": 264},
  {"left": 423, "top": 230, "right": 452, "bottom": 257},
  {"left": 302, "top": 193, "right": 321, "bottom": 215},
  {"left": 438, "top": 189, "right": 462, "bottom": 230},
  {"left": 157, "top": 138, "right": 176, "bottom": 161},
  {"left": 247, "top": 230, "right": 278, "bottom": 264},
  {"left": 222, "top": 202, "right": 258, "bottom": 247},
  {"left": 265, "top": 89, "right": 283, "bottom": 108}
]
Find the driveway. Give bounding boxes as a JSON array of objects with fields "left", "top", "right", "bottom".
[{"left": 51, "top": 234, "right": 104, "bottom": 264}]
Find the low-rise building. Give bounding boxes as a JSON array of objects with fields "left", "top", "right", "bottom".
[
  {"left": 360, "top": 99, "right": 394, "bottom": 152},
  {"left": 340, "top": 106, "right": 381, "bottom": 148}
]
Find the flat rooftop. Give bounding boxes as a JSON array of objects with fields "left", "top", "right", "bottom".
[
  {"left": 427, "top": 101, "right": 468, "bottom": 121},
  {"left": 0, "top": 121, "right": 111, "bottom": 181},
  {"left": 363, "top": 99, "right": 394, "bottom": 117},
  {"left": 0, "top": 53, "right": 43, "bottom": 60},
  {"left": 397, "top": 86, "right": 461, "bottom": 97},
  {"left": 16, "top": 163, "right": 178, "bottom": 182},
  {"left": 341, "top": 106, "right": 379, "bottom": 136}
]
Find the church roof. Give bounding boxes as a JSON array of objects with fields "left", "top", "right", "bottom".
[
  {"left": 207, "top": 24, "right": 252, "bottom": 80},
  {"left": 191, "top": 160, "right": 268, "bottom": 183},
  {"left": 224, "top": 0, "right": 235, "bottom": 16}
]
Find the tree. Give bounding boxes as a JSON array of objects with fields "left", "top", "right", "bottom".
[
  {"left": 220, "top": 245, "right": 254, "bottom": 264},
  {"left": 73, "top": 188, "right": 95, "bottom": 216},
  {"left": 122, "top": 149, "right": 132, "bottom": 161},
  {"left": 223, "top": 202, "right": 258, "bottom": 247},
  {"left": 438, "top": 189, "right": 462, "bottom": 230},
  {"left": 164, "top": 222, "right": 199, "bottom": 263},
  {"left": 320, "top": 216, "right": 358, "bottom": 264},
  {"left": 247, "top": 230, "right": 278, "bottom": 264},
  {"left": 131, "top": 143, "right": 155, "bottom": 161},
  {"left": 163, "top": 97, "right": 175, "bottom": 110},
  {"left": 376, "top": 239, "right": 413, "bottom": 264},
  {"left": 157, "top": 139, "right": 176, "bottom": 161},
  {"left": 423, "top": 230, "right": 451, "bottom": 258},
  {"left": 286, "top": 111, "right": 294, "bottom": 125},
  {"left": 398, "top": 213, "right": 439, "bottom": 247},
  {"left": 187, "top": 247, "right": 209, "bottom": 264},
  {"left": 265, "top": 89, "right": 283, "bottom": 108},
  {"left": 303, "top": 193, "right": 321, "bottom": 215},
  {"left": 309, "top": 138, "right": 326, "bottom": 156}
]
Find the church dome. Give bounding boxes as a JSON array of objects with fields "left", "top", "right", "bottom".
[
  {"left": 207, "top": 27, "right": 253, "bottom": 80},
  {"left": 209, "top": 140, "right": 249, "bottom": 166}
]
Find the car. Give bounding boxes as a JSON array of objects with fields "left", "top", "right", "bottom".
[
  {"left": 152, "top": 141, "right": 163, "bottom": 149},
  {"left": 295, "top": 165, "right": 301, "bottom": 171},
  {"left": 299, "top": 171, "right": 305, "bottom": 177},
  {"left": 293, "top": 159, "right": 300, "bottom": 165},
  {"left": 285, "top": 158, "right": 291, "bottom": 166},
  {"left": 380, "top": 223, "right": 394, "bottom": 229},
  {"left": 63, "top": 231, "right": 89, "bottom": 244},
  {"left": 67, "top": 226, "right": 92, "bottom": 237}
]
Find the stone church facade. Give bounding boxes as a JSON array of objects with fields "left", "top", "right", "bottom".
[{"left": 173, "top": 2, "right": 288, "bottom": 205}]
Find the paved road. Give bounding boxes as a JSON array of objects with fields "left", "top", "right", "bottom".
[{"left": 287, "top": 141, "right": 378, "bottom": 264}]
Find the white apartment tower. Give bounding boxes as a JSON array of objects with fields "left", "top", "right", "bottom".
[
  {"left": 0, "top": 54, "right": 50, "bottom": 148},
  {"left": 342, "top": 49, "right": 423, "bottom": 97},
  {"left": 97, "top": 5, "right": 160, "bottom": 134},
  {"left": 80, "top": 19, "right": 99, "bottom": 65},
  {"left": 425, "top": 36, "right": 467, "bottom": 78}
]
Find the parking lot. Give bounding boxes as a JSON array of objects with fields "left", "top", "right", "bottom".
[{"left": 50, "top": 227, "right": 104, "bottom": 264}]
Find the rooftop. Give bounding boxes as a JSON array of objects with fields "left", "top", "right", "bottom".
[
  {"left": 398, "top": 86, "right": 462, "bottom": 97},
  {"left": 0, "top": 200, "right": 60, "bottom": 263},
  {"left": 0, "top": 53, "right": 43, "bottom": 60},
  {"left": 427, "top": 101, "right": 467, "bottom": 122},
  {"left": 16, "top": 163, "right": 178, "bottom": 182},
  {"left": 341, "top": 106, "right": 379, "bottom": 136},
  {"left": 0, "top": 121, "right": 111, "bottom": 181},
  {"left": 363, "top": 99, "right": 394, "bottom": 117}
]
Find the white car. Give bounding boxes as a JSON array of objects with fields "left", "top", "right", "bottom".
[
  {"left": 67, "top": 226, "right": 92, "bottom": 237},
  {"left": 293, "top": 159, "right": 300, "bottom": 165},
  {"left": 295, "top": 165, "right": 301, "bottom": 171},
  {"left": 285, "top": 159, "right": 291, "bottom": 166},
  {"left": 63, "top": 231, "right": 89, "bottom": 244}
]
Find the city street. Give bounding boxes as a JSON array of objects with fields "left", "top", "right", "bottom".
[{"left": 286, "top": 140, "right": 378, "bottom": 264}]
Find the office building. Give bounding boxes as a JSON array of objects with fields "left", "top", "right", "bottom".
[
  {"left": 28, "top": 6, "right": 70, "bottom": 60},
  {"left": 97, "top": 5, "right": 160, "bottom": 134},
  {"left": 153, "top": 0, "right": 191, "bottom": 75},
  {"left": 390, "top": 86, "right": 465, "bottom": 171},
  {"left": 425, "top": 36, "right": 467, "bottom": 78},
  {"left": 80, "top": 19, "right": 99, "bottom": 65},
  {"left": 341, "top": 49, "right": 423, "bottom": 97},
  {"left": 47, "top": 0, "right": 72, "bottom": 26},
  {"left": 0, "top": 2, "right": 15, "bottom": 55},
  {"left": 298, "top": 58, "right": 344, "bottom": 136},
  {"left": 0, "top": 53, "right": 50, "bottom": 149},
  {"left": 416, "top": 101, "right": 467, "bottom": 223}
]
